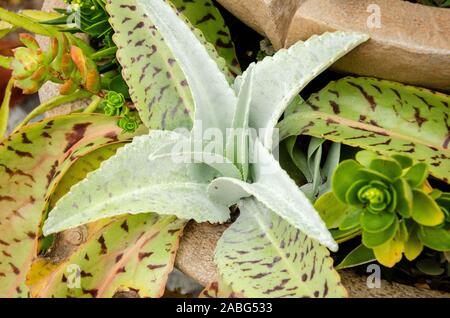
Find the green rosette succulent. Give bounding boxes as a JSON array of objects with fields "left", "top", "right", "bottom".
[{"left": 316, "top": 150, "right": 449, "bottom": 268}]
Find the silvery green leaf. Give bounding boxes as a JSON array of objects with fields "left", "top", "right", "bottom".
[
  {"left": 43, "top": 131, "right": 231, "bottom": 235},
  {"left": 135, "top": 0, "right": 237, "bottom": 135},
  {"left": 208, "top": 138, "right": 337, "bottom": 251},
  {"left": 318, "top": 142, "right": 341, "bottom": 196},
  {"left": 239, "top": 32, "right": 369, "bottom": 149},
  {"left": 226, "top": 64, "right": 255, "bottom": 181}
]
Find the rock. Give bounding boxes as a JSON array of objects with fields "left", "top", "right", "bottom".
[{"left": 217, "top": 0, "right": 450, "bottom": 91}]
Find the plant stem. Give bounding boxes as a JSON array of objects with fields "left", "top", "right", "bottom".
[
  {"left": 0, "top": 8, "right": 58, "bottom": 37},
  {"left": 0, "top": 78, "right": 14, "bottom": 139},
  {"left": 13, "top": 90, "right": 92, "bottom": 132},
  {"left": 91, "top": 47, "right": 118, "bottom": 60},
  {"left": 0, "top": 56, "right": 12, "bottom": 69},
  {"left": 83, "top": 95, "right": 103, "bottom": 113}
]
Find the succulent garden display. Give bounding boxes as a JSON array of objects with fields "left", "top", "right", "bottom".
[{"left": 0, "top": 0, "right": 448, "bottom": 298}]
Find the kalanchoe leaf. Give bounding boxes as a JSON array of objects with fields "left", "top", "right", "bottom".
[
  {"left": 199, "top": 278, "right": 242, "bottom": 298},
  {"left": 411, "top": 190, "right": 445, "bottom": 226},
  {"left": 369, "top": 158, "right": 402, "bottom": 180},
  {"left": 43, "top": 131, "right": 234, "bottom": 235},
  {"left": 235, "top": 32, "right": 369, "bottom": 149},
  {"left": 335, "top": 244, "right": 375, "bottom": 270},
  {"left": 215, "top": 198, "right": 347, "bottom": 298},
  {"left": 404, "top": 163, "right": 429, "bottom": 188},
  {"left": 106, "top": 0, "right": 236, "bottom": 131},
  {"left": 278, "top": 77, "right": 450, "bottom": 183},
  {"left": 362, "top": 217, "right": 398, "bottom": 248},
  {"left": 170, "top": 0, "right": 241, "bottom": 76},
  {"left": 29, "top": 214, "right": 185, "bottom": 298},
  {"left": 360, "top": 210, "right": 396, "bottom": 233},
  {"left": 0, "top": 114, "right": 139, "bottom": 298},
  {"left": 209, "top": 138, "right": 337, "bottom": 251}
]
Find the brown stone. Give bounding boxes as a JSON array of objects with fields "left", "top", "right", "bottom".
[{"left": 217, "top": 0, "right": 450, "bottom": 92}]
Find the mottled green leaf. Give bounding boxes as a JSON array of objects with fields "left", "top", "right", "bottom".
[
  {"left": 43, "top": 130, "right": 232, "bottom": 235},
  {"left": 215, "top": 198, "right": 347, "bottom": 298},
  {"left": 236, "top": 32, "right": 369, "bottom": 149},
  {"left": 279, "top": 77, "right": 450, "bottom": 183},
  {"left": 29, "top": 214, "right": 185, "bottom": 298},
  {"left": 199, "top": 277, "right": 242, "bottom": 298},
  {"left": 170, "top": 0, "right": 241, "bottom": 75},
  {"left": 0, "top": 114, "right": 138, "bottom": 298},
  {"left": 107, "top": 0, "right": 236, "bottom": 132}
]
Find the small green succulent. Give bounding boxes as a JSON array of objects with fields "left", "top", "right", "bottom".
[{"left": 316, "top": 150, "right": 449, "bottom": 268}]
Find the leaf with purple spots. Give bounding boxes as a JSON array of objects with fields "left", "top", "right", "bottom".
[
  {"left": 170, "top": 0, "right": 241, "bottom": 76},
  {"left": 214, "top": 198, "right": 347, "bottom": 298},
  {"left": 199, "top": 277, "right": 243, "bottom": 298},
  {"left": 278, "top": 77, "right": 450, "bottom": 183},
  {"left": 107, "top": 0, "right": 236, "bottom": 131},
  {"left": 28, "top": 214, "right": 185, "bottom": 298},
  {"left": 0, "top": 114, "right": 142, "bottom": 297}
]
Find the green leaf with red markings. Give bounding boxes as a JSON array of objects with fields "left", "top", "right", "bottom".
[
  {"left": 170, "top": 0, "right": 241, "bottom": 76},
  {"left": 107, "top": 0, "right": 235, "bottom": 130},
  {"left": 0, "top": 114, "right": 142, "bottom": 298},
  {"left": 199, "top": 277, "right": 243, "bottom": 298},
  {"left": 215, "top": 198, "right": 347, "bottom": 298},
  {"left": 278, "top": 77, "right": 450, "bottom": 183},
  {"left": 28, "top": 214, "right": 185, "bottom": 298}
]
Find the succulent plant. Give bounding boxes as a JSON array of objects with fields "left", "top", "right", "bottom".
[
  {"left": 10, "top": 33, "right": 100, "bottom": 95},
  {"left": 316, "top": 150, "right": 449, "bottom": 267},
  {"left": 11, "top": 34, "right": 52, "bottom": 94}
]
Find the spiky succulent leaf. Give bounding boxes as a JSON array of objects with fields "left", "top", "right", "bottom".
[
  {"left": 235, "top": 32, "right": 369, "bottom": 149},
  {"left": 209, "top": 138, "right": 337, "bottom": 251},
  {"left": 279, "top": 77, "right": 450, "bottom": 183},
  {"left": 0, "top": 114, "right": 138, "bottom": 298},
  {"left": 170, "top": 0, "right": 240, "bottom": 75},
  {"left": 226, "top": 65, "right": 254, "bottom": 181},
  {"left": 29, "top": 214, "right": 185, "bottom": 298},
  {"left": 215, "top": 198, "right": 347, "bottom": 298},
  {"left": 43, "top": 130, "right": 233, "bottom": 235},
  {"left": 107, "top": 0, "right": 236, "bottom": 132}
]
